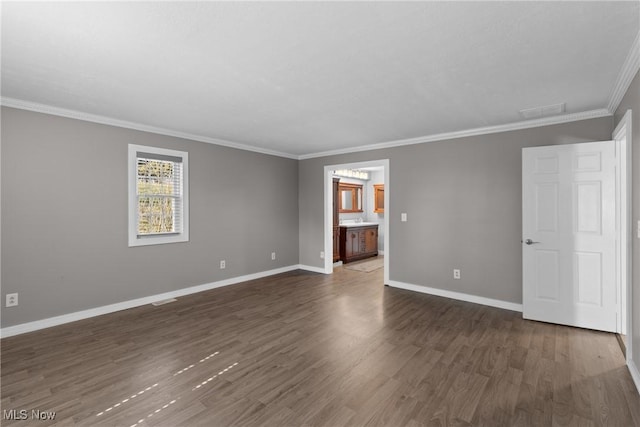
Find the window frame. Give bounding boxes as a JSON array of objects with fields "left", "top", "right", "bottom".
[{"left": 128, "top": 144, "right": 189, "bottom": 247}]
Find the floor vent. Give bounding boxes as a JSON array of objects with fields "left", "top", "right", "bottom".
[{"left": 151, "top": 298, "right": 177, "bottom": 306}]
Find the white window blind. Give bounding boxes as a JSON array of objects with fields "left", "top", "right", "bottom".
[
  {"left": 128, "top": 145, "right": 189, "bottom": 247},
  {"left": 136, "top": 152, "right": 183, "bottom": 235}
]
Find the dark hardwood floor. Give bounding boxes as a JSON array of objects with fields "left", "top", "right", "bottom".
[{"left": 2, "top": 266, "right": 639, "bottom": 426}]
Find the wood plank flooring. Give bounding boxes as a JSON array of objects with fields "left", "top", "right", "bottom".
[{"left": 2, "top": 266, "right": 639, "bottom": 426}]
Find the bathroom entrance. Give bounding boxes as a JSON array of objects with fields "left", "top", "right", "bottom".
[{"left": 323, "top": 159, "right": 389, "bottom": 284}]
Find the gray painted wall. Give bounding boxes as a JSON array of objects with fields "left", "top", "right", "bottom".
[
  {"left": 0, "top": 105, "right": 621, "bottom": 328},
  {"left": 614, "top": 70, "right": 639, "bottom": 369},
  {"left": 298, "top": 117, "right": 613, "bottom": 304},
  {"left": 1, "top": 107, "right": 299, "bottom": 327}
]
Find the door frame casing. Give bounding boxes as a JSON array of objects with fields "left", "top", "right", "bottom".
[
  {"left": 323, "top": 159, "right": 389, "bottom": 284},
  {"left": 613, "top": 109, "right": 633, "bottom": 362}
]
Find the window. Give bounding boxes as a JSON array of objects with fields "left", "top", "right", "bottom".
[{"left": 128, "top": 144, "right": 189, "bottom": 247}]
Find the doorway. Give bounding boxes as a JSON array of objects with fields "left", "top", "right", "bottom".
[{"left": 323, "top": 159, "right": 390, "bottom": 284}]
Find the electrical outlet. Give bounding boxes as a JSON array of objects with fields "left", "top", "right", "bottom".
[
  {"left": 6, "top": 293, "right": 18, "bottom": 307},
  {"left": 320, "top": 251, "right": 325, "bottom": 259},
  {"left": 453, "top": 269, "right": 461, "bottom": 280},
  {"left": 271, "top": 252, "right": 276, "bottom": 260},
  {"left": 220, "top": 260, "right": 226, "bottom": 269},
  {"left": 401, "top": 213, "right": 407, "bottom": 222}
]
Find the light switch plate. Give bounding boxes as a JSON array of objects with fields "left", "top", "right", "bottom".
[{"left": 401, "top": 213, "right": 407, "bottom": 222}]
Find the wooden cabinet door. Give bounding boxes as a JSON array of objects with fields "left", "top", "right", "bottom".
[
  {"left": 364, "top": 228, "right": 378, "bottom": 254},
  {"left": 345, "top": 230, "right": 360, "bottom": 257},
  {"left": 373, "top": 184, "right": 384, "bottom": 213},
  {"left": 332, "top": 226, "right": 340, "bottom": 262}
]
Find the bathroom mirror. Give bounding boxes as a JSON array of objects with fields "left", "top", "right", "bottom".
[{"left": 338, "top": 183, "right": 363, "bottom": 213}]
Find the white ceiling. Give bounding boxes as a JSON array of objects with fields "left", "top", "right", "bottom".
[{"left": 2, "top": 2, "right": 639, "bottom": 158}]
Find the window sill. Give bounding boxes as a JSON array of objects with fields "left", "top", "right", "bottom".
[{"left": 128, "top": 233, "right": 189, "bottom": 247}]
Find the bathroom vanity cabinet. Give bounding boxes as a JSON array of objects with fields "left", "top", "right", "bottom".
[{"left": 339, "top": 224, "right": 378, "bottom": 263}]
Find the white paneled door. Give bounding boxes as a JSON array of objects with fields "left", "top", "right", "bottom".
[{"left": 522, "top": 141, "right": 617, "bottom": 332}]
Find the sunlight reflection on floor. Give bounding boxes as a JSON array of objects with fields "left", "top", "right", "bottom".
[{"left": 93, "top": 350, "right": 238, "bottom": 426}]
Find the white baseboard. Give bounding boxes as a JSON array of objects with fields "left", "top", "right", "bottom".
[
  {"left": 297, "top": 264, "right": 328, "bottom": 274},
  {"left": 387, "top": 280, "right": 523, "bottom": 312},
  {"left": 628, "top": 359, "right": 640, "bottom": 394},
  {"left": 1, "top": 265, "right": 300, "bottom": 338}
]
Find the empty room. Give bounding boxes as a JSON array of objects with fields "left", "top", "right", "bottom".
[{"left": 2, "top": 1, "right": 640, "bottom": 426}]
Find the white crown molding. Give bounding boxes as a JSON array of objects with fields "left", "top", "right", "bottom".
[
  {"left": 0, "top": 97, "right": 299, "bottom": 160},
  {"left": 2, "top": 97, "right": 613, "bottom": 162},
  {"left": 607, "top": 30, "right": 640, "bottom": 113},
  {"left": 388, "top": 280, "right": 523, "bottom": 313},
  {"left": 0, "top": 264, "right": 301, "bottom": 338},
  {"left": 299, "top": 109, "right": 612, "bottom": 160}
]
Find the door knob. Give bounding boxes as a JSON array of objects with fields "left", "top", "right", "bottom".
[{"left": 523, "top": 239, "right": 540, "bottom": 245}]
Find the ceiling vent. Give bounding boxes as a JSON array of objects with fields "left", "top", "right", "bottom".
[{"left": 519, "top": 102, "right": 566, "bottom": 119}]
